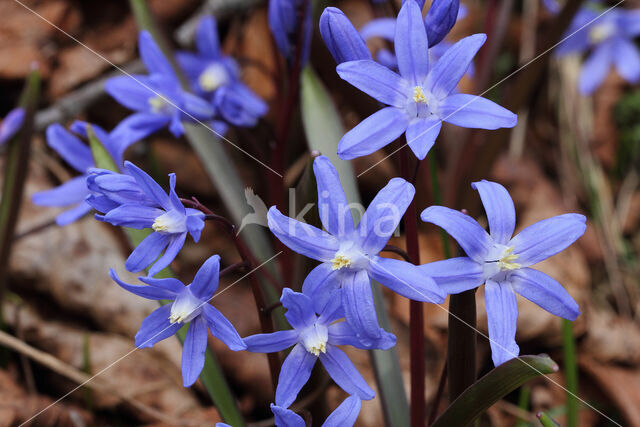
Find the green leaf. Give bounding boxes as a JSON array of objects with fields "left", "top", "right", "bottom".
[
  {"left": 433, "top": 355, "right": 559, "bottom": 427},
  {"left": 562, "top": 319, "right": 579, "bottom": 427},
  {"left": 0, "top": 69, "right": 40, "bottom": 299},
  {"left": 300, "top": 64, "right": 410, "bottom": 427},
  {"left": 537, "top": 411, "right": 561, "bottom": 427}
]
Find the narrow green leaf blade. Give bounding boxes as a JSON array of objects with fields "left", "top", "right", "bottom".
[
  {"left": 300, "top": 64, "right": 410, "bottom": 427},
  {"left": 433, "top": 355, "right": 559, "bottom": 427}
]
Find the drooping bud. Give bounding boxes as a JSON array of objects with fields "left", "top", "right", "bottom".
[
  {"left": 319, "top": 7, "right": 372, "bottom": 64},
  {"left": 268, "top": 0, "right": 313, "bottom": 66},
  {"left": 0, "top": 108, "right": 25, "bottom": 145},
  {"left": 424, "top": 0, "right": 461, "bottom": 47}
]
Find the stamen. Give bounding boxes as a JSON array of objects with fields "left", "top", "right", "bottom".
[
  {"left": 148, "top": 96, "right": 168, "bottom": 113},
  {"left": 413, "top": 86, "right": 428, "bottom": 104},
  {"left": 497, "top": 247, "right": 521, "bottom": 270},
  {"left": 589, "top": 24, "right": 614, "bottom": 43},
  {"left": 152, "top": 217, "right": 170, "bottom": 232},
  {"left": 331, "top": 255, "right": 352, "bottom": 270},
  {"left": 308, "top": 342, "right": 326, "bottom": 356}
]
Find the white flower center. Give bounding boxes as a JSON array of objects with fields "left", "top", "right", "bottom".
[
  {"left": 589, "top": 23, "right": 614, "bottom": 44},
  {"left": 484, "top": 244, "right": 522, "bottom": 280},
  {"left": 406, "top": 85, "right": 436, "bottom": 119},
  {"left": 301, "top": 323, "right": 328, "bottom": 356},
  {"left": 169, "top": 290, "right": 201, "bottom": 324},
  {"left": 152, "top": 210, "right": 186, "bottom": 234},
  {"left": 198, "top": 63, "right": 230, "bottom": 92},
  {"left": 148, "top": 96, "right": 172, "bottom": 114},
  {"left": 330, "top": 241, "right": 369, "bottom": 271}
]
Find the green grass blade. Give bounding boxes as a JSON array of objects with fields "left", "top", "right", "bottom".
[
  {"left": 433, "top": 355, "right": 559, "bottom": 427},
  {"left": 301, "top": 64, "right": 410, "bottom": 427},
  {"left": 537, "top": 411, "right": 561, "bottom": 427},
  {"left": 562, "top": 319, "right": 579, "bottom": 427}
]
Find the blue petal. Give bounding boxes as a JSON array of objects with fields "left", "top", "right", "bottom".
[
  {"left": 355, "top": 177, "right": 415, "bottom": 254},
  {"left": 104, "top": 75, "right": 156, "bottom": 112},
  {"left": 337, "top": 107, "right": 409, "bottom": 160},
  {"left": 32, "top": 176, "right": 89, "bottom": 207},
  {"left": 271, "top": 404, "right": 305, "bottom": 427},
  {"left": 124, "top": 161, "right": 172, "bottom": 210},
  {"left": 424, "top": 0, "right": 461, "bottom": 47},
  {"left": 319, "top": 7, "right": 371, "bottom": 64},
  {"left": 281, "top": 288, "right": 317, "bottom": 330},
  {"left": 419, "top": 257, "right": 484, "bottom": 294},
  {"left": 103, "top": 205, "right": 162, "bottom": 228},
  {"left": 109, "top": 268, "right": 177, "bottom": 300},
  {"left": 148, "top": 232, "right": 187, "bottom": 276},
  {"left": 578, "top": 43, "right": 612, "bottom": 95},
  {"left": 139, "top": 31, "right": 177, "bottom": 79},
  {"left": 196, "top": 15, "right": 221, "bottom": 58},
  {"left": 55, "top": 202, "right": 93, "bottom": 226},
  {"left": 323, "top": 395, "right": 361, "bottom": 427},
  {"left": 426, "top": 33, "right": 486, "bottom": 99},
  {"left": 175, "top": 52, "right": 208, "bottom": 83},
  {"left": 190, "top": 255, "right": 221, "bottom": 300},
  {"left": 328, "top": 321, "right": 396, "bottom": 350},
  {"left": 395, "top": 0, "right": 429, "bottom": 85},
  {"left": 202, "top": 305, "right": 247, "bottom": 351},
  {"left": 314, "top": 155, "right": 354, "bottom": 237},
  {"left": 439, "top": 93, "right": 517, "bottom": 129},
  {"left": 168, "top": 173, "right": 185, "bottom": 213},
  {"left": 214, "top": 83, "right": 267, "bottom": 127},
  {"left": 302, "top": 263, "right": 342, "bottom": 314},
  {"left": 342, "top": 270, "right": 382, "bottom": 342},
  {"left": 168, "top": 113, "right": 185, "bottom": 137},
  {"left": 319, "top": 345, "right": 375, "bottom": 400},
  {"left": 46, "top": 124, "right": 93, "bottom": 172},
  {"left": 109, "top": 112, "right": 170, "bottom": 147},
  {"left": 275, "top": 343, "right": 317, "bottom": 408},
  {"left": 621, "top": 10, "right": 640, "bottom": 38},
  {"left": 471, "top": 179, "right": 515, "bottom": 244},
  {"left": 484, "top": 279, "right": 519, "bottom": 367},
  {"left": 613, "top": 38, "right": 640, "bottom": 84},
  {"left": 406, "top": 116, "right": 442, "bottom": 160},
  {"left": 0, "top": 108, "right": 25, "bottom": 145},
  {"left": 376, "top": 49, "right": 399, "bottom": 70},
  {"left": 509, "top": 268, "right": 580, "bottom": 320},
  {"left": 182, "top": 316, "right": 208, "bottom": 386},
  {"left": 186, "top": 211, "right": 205, "bottom": 242},
  {"left": 336, "top": 60, "right": 408, "bottom": 107},
  {"left": 135, "top": 304, "right": 181, "bottom": 348},
  {"left": 125, "top": 232, "right": 170, "bottom": 273},
  {"left": 244, "top": 329, "right": 299, "bottom": 353},
  {"left": 138, "top": 276, "right": 186, "bottom": 293},
  {"left": 368, "top": 256, "right": 446, "bottom": 303},
  {"left": 181, "top": 91, "right": 215, "bottom": 120},
  {"left": 268, "top": 0, "right": 296, "bottom": 60},
  {"left": 317, "top": 289, "right": 344, "bottom": 324},
  {"left": 509, "top": 213, "right": 586, "bottom": 267},
  {"left": 71, "top": 121, "right": 124, "bottom": 166},
  {"left": 421, "top": 206, "right": 492, "bottom": 263},
  {"left": 360, "top": 17, "right": 395, "bottom": 42},
  {"left": 267, "top": 207, "right": 340, "bottom": 262}
]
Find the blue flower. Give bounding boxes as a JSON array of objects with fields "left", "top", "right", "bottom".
[
  {"left": 267, "top": 155, "right": 445, "bottom": 342},
  {"left": 555, "top": 7, "right": 640, "bottom": 94},
  {"left": 271, "top": 395, "right": 361, "bottom": 426},
  {"left": 337, "top": 0, "right": 517, "bottom": 160},
  {"left": 424, "top": 0, "right": 461, "bottom": 46},
  {"left": 269, "top": 0, "right": 313, "bottom": 66},
  {"left": 245, "top": 288, "right": 393, "bottom": 407},
  {"left": 32, "top": 121, "right": 130, "bottom": 226},
  {"left": 319, "top": 7, "right": 371, "bottom": 64},
  {"left": 106, "top": 31, "right": 214, "bottom": 143},
  {"left": 89, "top": 161, "right": 205, "bottom": 276},
  {"left": 110, "top": 255, "right": 246, "bottom": 386},
  {"left": 420, "top": 180, "right": 585, "bottom": 366},
  {"left": 0, "top": 108, "right": 25, "bottom": 145},
  {"left": 176, "top": 16, "right": 267, "bottom": 131}
]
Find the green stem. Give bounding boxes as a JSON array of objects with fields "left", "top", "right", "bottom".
[{"left": 562, "top": 319, "right": 578, "bottom": 427}]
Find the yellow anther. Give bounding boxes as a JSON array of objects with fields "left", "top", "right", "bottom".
[
  {"left": 498, "top": 247, "right": 521, "bottom": 271},
  {"left": 413, "top": 86, "right": 428, "bottom": 104},
  {"left": 199, "top": 72, "right": 220, "bottom": 92},
  {"left": 308, "top": 342, "right": 327, "bottom": 356},
  {"left": 331, "top": 255, "right": 352, "bottom": 271},
  {"left": 152, "top": 218, "right": 170, "bottom": 232},
  {"left": 589, "top": 24, "right": 613, "bottom": 43},
  {"left": 148, "top": 96, "right": 168, "bottom": 113}
]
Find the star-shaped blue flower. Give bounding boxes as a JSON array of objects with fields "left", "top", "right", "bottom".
[
  {"left": 420, "top": 179, "right": 585, "bottom": 366},
  {"left": 176, "top": 15, "right": 267, "bottom": 132},
  {"left": 336, "top": 0, "right": 516, "bottom": 160},
  {"left": 88, "top": 161, "right": 205, "bottom": 276},
  {"left": 106, "top": 31, "right": 214, "bottom": 144},
  {"left": 556, "top": 7, "right": 640, "bottom": 94},
  {"left": 110, "top": 254, "right": 246, "bottom": 386},
  {"left": 268, "top": 155, "right": 445, "bottom": 342},
  {"left": 244, "top": 288, "right": 394, "bottom": 408},
  {"left": 32, "top": 121, "right": 131, "bottom": 226},
  {"left": 270, "top": 395, "right": 361, "bottom": 427}
]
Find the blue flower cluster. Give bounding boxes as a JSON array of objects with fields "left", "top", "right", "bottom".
[{"left": 29, "top": 1, "right": 596, "bottom": 425}]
